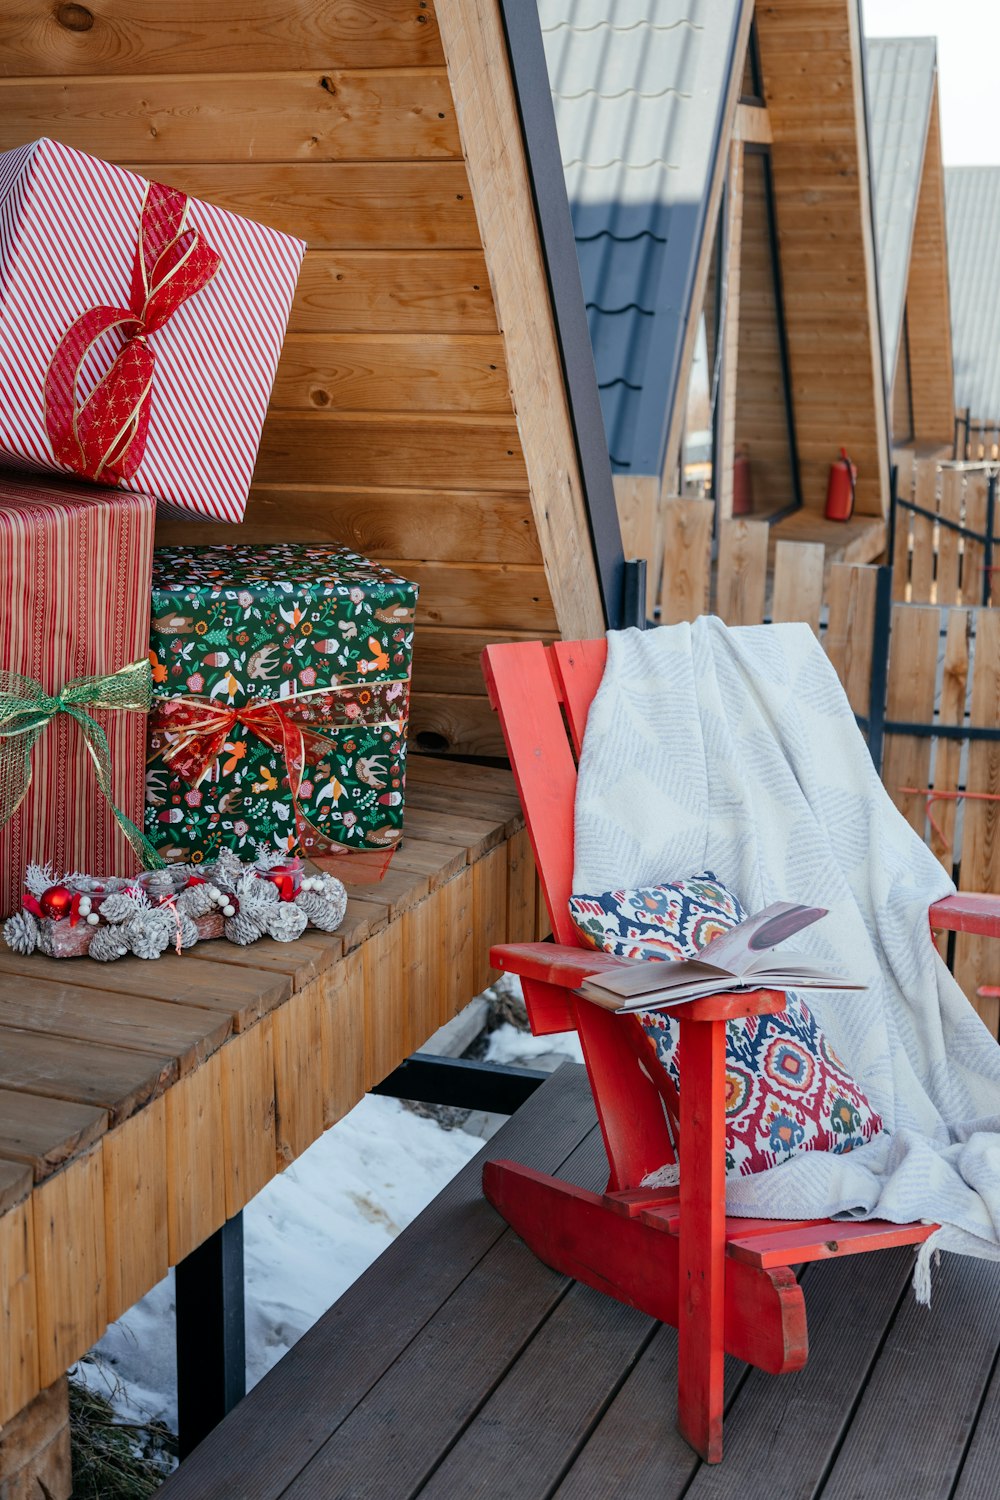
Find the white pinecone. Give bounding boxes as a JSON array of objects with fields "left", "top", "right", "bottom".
[
  {"left": 143, "top": 868, "right": 178, "bottom": 899},
  {"left": 99, "top": 891, "right": 140, "bottom": 924},
  {"left": 294, "top": 889, "right": 345, "bottom": 933},
  {"left": 225, "top": 911, "right": 266, "bottom": 946},
  {"left": 89, "top": 924, "right": 130, "bottom": 962},
  {"left": 248, "top": 875, "right": 279, "bottom": 906},
  {"left": 3, "top": 909, "right": 37, "bottom": 955},
  {"left": 263, "top": 902, "right": 309, "bottom": 943},
  {"left": 175, "top": 882, "right": 218, "bottom": 919},
  {"left": 125, "top": 913, "right": 172, "bottom": 959},
  {"left": 213, "top": 848, "right": 245, "bottom": 884}
]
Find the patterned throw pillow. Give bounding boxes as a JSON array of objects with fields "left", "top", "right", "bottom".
[{"left": 568, "top": 873, "right": 882, "bottom": 1177}]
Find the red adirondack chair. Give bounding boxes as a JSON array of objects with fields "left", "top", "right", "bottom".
[{"left": 481, "top": 637, "right": 1000, "bottom": 1464}]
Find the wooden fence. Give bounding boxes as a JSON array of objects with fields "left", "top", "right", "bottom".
[{"left": 892, "top": 454, "right": 998, "bottom": 607}]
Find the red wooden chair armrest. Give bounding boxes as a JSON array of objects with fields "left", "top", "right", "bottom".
[
  {"left": 490, "top": 942, "right": 788, "bottom": 1022},
  {"left": 929, "top": 893, "right": 1000, "bottom": 939}
]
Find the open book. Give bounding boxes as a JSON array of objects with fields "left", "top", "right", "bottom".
[{"left": 577, "top": 901, "right": 864, "bottom": 1014}]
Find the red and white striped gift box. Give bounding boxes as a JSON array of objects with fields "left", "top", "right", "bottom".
[
  {"left": 0, "top": 138, "right": 305, "bottom": 523},
  {"left": 0, "top": 472, "right": 155, "bottom": 917}
]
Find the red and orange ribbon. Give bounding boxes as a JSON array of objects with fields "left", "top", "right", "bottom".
[
  {"left": 44, "top": 181, "right": 221, "bottom": 484},
  {"left": 149, "top": 680, "right": 408, "bottom": 860}
]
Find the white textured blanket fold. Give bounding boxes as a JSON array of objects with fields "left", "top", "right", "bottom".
[{"left": 573, "top": 620, "right": 1000, "bottom": 1290}]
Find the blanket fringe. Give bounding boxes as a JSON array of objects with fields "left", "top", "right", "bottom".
[
  {"left": 641, "top": 1162, "right": 680, "bottom": 1189},
  {"left": 912, "top": 1228, "right": 943, "bottom": 1305}
]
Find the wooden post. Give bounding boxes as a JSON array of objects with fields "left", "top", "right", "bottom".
[
  {"left": 660, "top": 498, "right": 714, "bottom": 624},
  {"left": 0, "top": 1378, "right": 71, "bottom": 1500}
]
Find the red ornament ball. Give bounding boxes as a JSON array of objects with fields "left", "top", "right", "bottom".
[{"left": 40, "top": 884, "right": 74, "bottom": 920}]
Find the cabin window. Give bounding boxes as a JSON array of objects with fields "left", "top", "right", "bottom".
[{"left": 732, "top": 146, "right": 800, "bottom": 521}]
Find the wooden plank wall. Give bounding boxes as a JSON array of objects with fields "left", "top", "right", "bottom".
[
  {"left": 754, "top": 0, "right": 890, "bottom": 521},
  {"left": 0, "top": 0, "right": 604, "bottom": 760},
  {"left": 893, "top": 458, "right": 997, "bottom": 607},
  {"left": 903, "top": 89, "right": 956, "bottom": 448}
]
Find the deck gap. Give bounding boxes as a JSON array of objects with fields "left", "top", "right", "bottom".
[{"left": 945, "top": 1339, "right": 1000, "bottom": 1500}]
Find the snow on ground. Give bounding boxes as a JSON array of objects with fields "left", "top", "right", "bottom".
[{"left": 76, "top": 996, "right": 583, "bottom": 1439}]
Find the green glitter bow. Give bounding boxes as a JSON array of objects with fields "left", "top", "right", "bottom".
[{"left": 0, "top": 658, "right": 165, "bottom": 870}]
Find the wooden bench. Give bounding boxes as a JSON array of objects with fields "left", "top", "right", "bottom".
[
  {"left": 0, "top": 759, "right": 546, "bottom": 1454},
  {"left": 154, "top": 1063, "right": 1000, "bottom": 1500}
]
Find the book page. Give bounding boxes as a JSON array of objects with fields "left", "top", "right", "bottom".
[{"left": 693, "top": 901, "right": 828, "bottom": 976}]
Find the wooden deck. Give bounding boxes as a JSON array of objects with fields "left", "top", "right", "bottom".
[
  {"left": 0, "top": 759, "right": 545, "bottom": 1429},
  {"left": 158, "top": 1064, "right": 1000, "bottom": 1500}
]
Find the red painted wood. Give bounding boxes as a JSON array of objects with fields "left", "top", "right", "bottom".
[
  {"left": 550, "top": 639, "right": 608, "bottom": 757},
  {"left": 482, "top": 1158, "right": 808, "bottom": 1377},
  {"left": 603, "top": 1186, "right": 680, "bottom": 1218},
  {"left": 490, "top": 942, "right": 631, "bottom": 988},
  {"left": 519, "top": 977, "right": 576, "bottom": 1037},
  {"left": 481, "top": 642, "right": 578, "bottom": 946},
  {"left": 571, "top": 1000, "right": 676, "bottom": 1190},
  {"left": 929, "top": 892, "right": 1000, "bottom": 939},
  {"left": 677, "top": 1017, "right": 728, "bottom": 1462},
  {"left": 727, "top": 1218, "right": 937, "bottom": 1268}
]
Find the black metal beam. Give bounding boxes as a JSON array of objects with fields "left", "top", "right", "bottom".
[
  {"left": 371, "top": 1054, "right": 548, "bottom": 1115},
  {"left": 175, "top": 1214, "right": 246, "bottom": 1460}
]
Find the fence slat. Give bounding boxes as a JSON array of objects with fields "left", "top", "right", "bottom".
[
  {"left": 955, "top": 609, "right": 1000, "bottom": 1033},
  {"left": 771, "top": 541, "right": 824, "bottom": 635},
  {"left": 930, "top": 609, "right": 970, "bottom": 866},
  {"left": 909, "top": 459, "right": 937, "bottom": 604},
  {"left": 882, "top": 604, "right": 940, "bottom": 836},
  {"left": 716, "top": 518, "right": 768, "bottom": 626},
  {"left": 961, "top": 472, "right": 988, "bottom": 605},
  {"left": 825, "top": 563, "right": 877, "bottom": 717},
  {"left": 660, "top": 497, "right": 714, "bottom": 625},
  {"left": 935, "top": 467, "right": 963, "bottom": 607},
  {"left": 892, "top": 449, "right": 915, "bottom": 601}
]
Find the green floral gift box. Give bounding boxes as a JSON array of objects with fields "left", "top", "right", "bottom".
[{"left": 146, "top": 545, "right": 417, "bottom": 874}]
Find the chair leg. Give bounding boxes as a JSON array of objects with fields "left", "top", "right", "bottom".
[{"left": 676, "top": 1016, "right": 727, "bottom": 1463}]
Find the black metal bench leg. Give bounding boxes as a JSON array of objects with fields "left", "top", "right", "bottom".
[{"left": 175, "top": 1212, "right": 246, "bottom": 1459}]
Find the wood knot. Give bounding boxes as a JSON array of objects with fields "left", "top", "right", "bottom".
[
  {"left": 320, "top": 76, "right": 336, "bottom": 95},
  {"left": 416, "top": 730, "right": 449, "bottom": 753},
  {"left": 310, "top": 389, "right": 331, "bottom": 408},
  {"left": 55, "top": 3, "right": 94, "bottom": 30}
]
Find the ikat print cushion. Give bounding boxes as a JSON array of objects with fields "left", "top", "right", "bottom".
[{"left": 568, "top": 873, "right": 883, "bottom": 1177}]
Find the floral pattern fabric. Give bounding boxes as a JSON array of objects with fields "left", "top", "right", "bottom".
[
  {"left": 568, "top": 873, "right": 883, "bottom": 1177},
  {"left": 146, "top": 545, "right": 416, "bottom": 865}
]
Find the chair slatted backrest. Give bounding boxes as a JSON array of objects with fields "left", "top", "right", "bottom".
[{"left": 481, "top": 639, "right": 607, "bottom": 946}]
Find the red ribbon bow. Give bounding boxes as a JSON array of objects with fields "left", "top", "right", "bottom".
[
  {"left": 150, "top": 682, "right": 407, "bottom": 862},
  {"left": 44, "top": 181, "right": 221, "bottom": 484}
]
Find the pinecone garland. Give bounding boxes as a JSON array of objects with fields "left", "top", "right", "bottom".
[
  {"left": 143, "top": 869, "right": 178, "bottom": 899},
  {"left": 225, "top": 911, "right": 266, "bottom": 946},
  {"left": 89, "top": 925, "right": 130, "bottom": 962},
  {"left": 178, "top": 913, "right": 200, "bottom": 949},
  {"left": 3, "top": 909, "right": 37, "bottom": 955},
  {"left": 263, "top": 902, "right": 309, "bottom": 943},
  {"left": 214, "top": 848, "right": 244, "bottom": 884}
]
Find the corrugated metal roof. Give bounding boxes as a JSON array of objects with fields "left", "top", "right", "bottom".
[
  {"left": 865, "top": 37, "right": 937, "bottom": 379},
  {"left": 538, "top": 0, "right": 742, "bottom": 473},
  {"left": 946, "top": 166, "right": 1000, "bottom": 422}
]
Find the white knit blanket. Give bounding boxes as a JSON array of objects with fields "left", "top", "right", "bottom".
[{"left": 573, "top": 620, "right": 1000, "bottom": 1297}]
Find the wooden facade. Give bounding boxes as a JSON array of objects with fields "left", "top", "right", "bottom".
[{"left": 0, "top": 0, "right": 607, "bottom": 764}]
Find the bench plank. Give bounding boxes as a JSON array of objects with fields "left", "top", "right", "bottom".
[
  {"left": 0, "top": 1090, "right": 107, "bottom": 1182},
  {"left": 0, "top": 1029, "right": 176, "bottom": 1125}
]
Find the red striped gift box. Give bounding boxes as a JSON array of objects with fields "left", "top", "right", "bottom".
[
  {"left": 0, "top": 138, "right": 304, "bottom": 523},
  {"left": 0, "top": 472, "right": 155, "bottom": 917}
]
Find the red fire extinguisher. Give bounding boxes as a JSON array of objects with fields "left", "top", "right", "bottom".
[{"left": 825, "top": 447, "right": 857, "bottom": 522}]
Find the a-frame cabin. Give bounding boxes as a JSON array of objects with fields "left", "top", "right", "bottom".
[
  {"left": 866, "top": 37, "right": 955, "bottom": 456},
  {"left": 541, "top": 0, "right": 893, "bottom": 595}
]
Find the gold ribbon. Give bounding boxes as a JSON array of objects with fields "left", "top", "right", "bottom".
[{"left": 0, "top": 658, "right": 164, "bottom": 870}]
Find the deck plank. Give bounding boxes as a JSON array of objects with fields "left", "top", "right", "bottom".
[
  {"left": 0, "top": 1089, "right": 107, "bottom": 1182},
  {"left": 819, "top": 1253, "right": 1000, "bottom": 1500},
  {"left": 0, "top": 976, "right": 231, "bottom": 1076},
  {"left": 280, "top": 1128, "right": 609, "bottom": 1499},
  {"left": 156, "top": 1066, "right": 598, "bottom": 1500},
  {"left": 0, "top": 1028, "right": 176, "bottom": 1125}
]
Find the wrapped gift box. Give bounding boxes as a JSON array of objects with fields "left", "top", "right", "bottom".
[
  {"left": 0, "top": 138, "right": 304, "bottom": 521},
  {"left": 0, "top": 472, "right": 156, "bottom": 916},
  {"left": 146, "top": 545, "right": 418, "bottom": 879}
]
